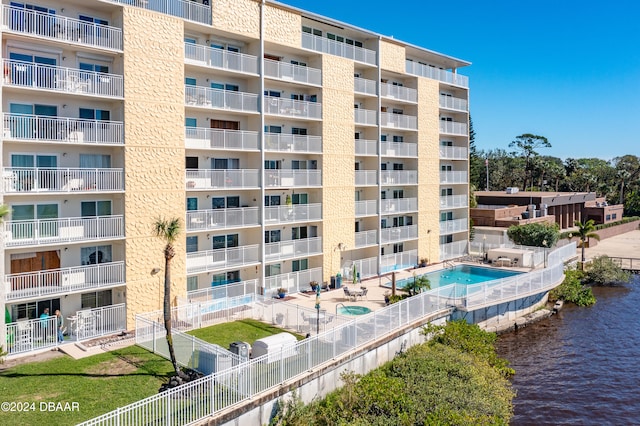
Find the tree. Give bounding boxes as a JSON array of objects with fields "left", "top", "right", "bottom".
[
  {"left": 506, "top": 222, "right": 560, "bottom": 247},
  {"left": 468, "top": 115, "right": 484, "bottom": 190},
  {"left": 403, "top": 273, "right": 431, "bottom": 296},
  {"left": 508, "top": 134, "right": 551, "bottom": 191},
  {"left": 0, "top": 204, "right": 9, "bottom": 362},
  {"left": 574, "top": 219, "right": 600, "bottom": 263},
  {"left": 584, "top": 255, "right": 631, "bottom": 285},
  {"left": 153, "top": 217, "right": 181, "bottom": 374}
]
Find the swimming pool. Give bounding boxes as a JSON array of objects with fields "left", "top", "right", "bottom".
[
  {"left": 337, "top": 305, "right": 372, "bottom": 316},
  {"left": 386, "top": 265, "right": 523, "bottom": 289}
]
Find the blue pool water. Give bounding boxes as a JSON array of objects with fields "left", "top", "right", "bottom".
[
  {"left": 337, "top": 305, "right": 372, "bottom": 316},
  {"left": 387, "top": 265, "right": 522, "bottom": 289}
]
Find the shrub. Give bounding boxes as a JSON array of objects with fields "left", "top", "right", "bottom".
[
  {"left": 549, "top": 269, "right": 596, "bottom": 306},
  {"left": 584, "top": 255, "right": 631, "bottom": 285},
  {"left": 507, "top": 222, "right": 560, "bottom": 247}
]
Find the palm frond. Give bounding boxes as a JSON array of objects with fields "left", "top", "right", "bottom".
[
  {"left": 153, "top": 217, "right": 181, "bottom": 244},
  {"left": 0, "top": 204, "right": 9, "bottom": 222}
]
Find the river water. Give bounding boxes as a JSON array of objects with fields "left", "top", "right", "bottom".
[{"left": 495, "top": 275, "right": 640, "bottom": 425}]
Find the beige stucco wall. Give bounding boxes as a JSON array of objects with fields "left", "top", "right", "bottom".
[
  {"left": 321, "top": 55, "right": 355, "bottom": 282},
  {"left": 122, "top": 8, "right": 186, "bottom": 329},
  {"left": 379, "top": 39, "right": 406, "bottom": 74},
  {"left": 264, "top": 3, "right": 301, "bottom": 48},
  {"left": 416, "top": 78, "right": 441, "bottom": 264},
  {"left": 211, "top": 0, "right": 260, "bottom": 39}
]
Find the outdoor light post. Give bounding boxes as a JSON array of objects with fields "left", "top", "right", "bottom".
[
  {"left": 542, "top": 239, "right": 547, "bottom": 268},
  {"left": 315, "top": 284, "right": 321, "bottom": 335}
]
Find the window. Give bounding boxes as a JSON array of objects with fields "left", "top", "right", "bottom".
[
  {"left": 290, "top": 60, "right": 307, "bottom": 67},
  {"left": 612, "top": 213, "right": 617, "bottom": 220},
  {"left": 393, "top": 243, "right": 403, "bottom": 253},
  {"left": 393, "top": 190, "right": 404, "bottom": 199},
  {"left": 440, "top": 212, "right": 453, "bottom": 221},
  {"left": 393, "top": 163, "right": 404, "bottom": 171},
  {"left": 265, "top": 230, "right": 281, "bottom": 243},
  {"left": 187, "top": 276, "right": 198, "bottom": 292},
  {"left": 312, "top": 29, "right": 322, "bottom": 36},
  {"left": 392, "top": 108, "right": 404, "bottom": 115},
  {"left": 266, "top": 263, "right": 281, "bottom": 276},
  {"left": 441, "top": 188, "right": 453, "bottom": 196},
  {"left": 81, "top": 201, "right": 111, "bottom": 217},
  {"left": 80, "top": 153, "right": 111, "bottom": 168},
  {"left": 186, "top": 236, "right": 198, "bottom": 253},
  {"left": 81, "top": 245, "right": 112, "bottom": 265},
  {"left": 211, "top": 196, "right": 240, "bottom": 209},
  {"left": 185, "top": 117, "right": 197, "bottom": 127},
  {"left": 441, "top": 165, "right": 452, "bottom": 171},
  {"left": 265, "top": 125, "right": 282, "bottom": 133},
  {"left": 186, "top": 197, "right": 198, "bottom": 211},
  {"left": 302, "top": 26, "right": 312, "bottom": 34},
  {"left": 79, "top": 108, "right": 110, "bottom": 121},
  {"left": 292, "top": 193, "right": 308, "bottom": 204},
  {"left": 292, "top": 258, "right": 308, "bottom": 272},
  {"left": 265, "top": 195, "right": 281, "bottom": 206},
  {"left": 291, "top": 93, "right": 304, "bottom": 101},
  {"left": 79, "top": 61, "right": 109, "bottom": 74},
  {"left": 291, "top": 127, "right": 307, "bottom": 135},
  {"left": 79, "top": 15, "right": 108, "bottom": 26},
  {"left": 11, "top": 204, "right": 58, "bottom": 238},
  {"left": 81, "top": 289, "right": 112, "bottom": 309},
  {"left": 440, "top": 235, "right": 453, "bottom": 244},
  {"left": 440, "top": 140, "right": 453, "bottom": 146},
  {"left": 392, "top": 135, "right": 404, "bottom": 143},
  {"left": 264, "top": 90, "right": 280, "bottom": 97},
  {"left": 184, "top": 37, "right": 197, "bottom": 44},
  {"left": 212, "top": 158, "right": 239, "bottom": 169},
  {"left": 265, "top": 160, "right": 281, "bottom": 169},
  {"left": 185, "top": 77, "right": 196, "bottom": 86},
  {"left": 212, "top": 234, "right": 238, "bottom": 249},
  {"left": 291, "top": 226, "right": 307, "bottom": 240},
  {"left": 185, "top": 157, "right": 198, "bottom": 169},
  {"left": 380, "top": 134, "right": 387, "bottom": 142}
]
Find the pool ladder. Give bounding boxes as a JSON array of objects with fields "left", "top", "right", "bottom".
[{"left": 335, "top": 302, "right": 352, "bottom": 315}]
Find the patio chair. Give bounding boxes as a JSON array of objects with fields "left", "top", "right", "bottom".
[
  {"left": 343, "top": 286, "right": 351, "bottom": 301},
  {"left": 359, "top": 287, "right": 368, "bottom": 300},
  {"left": 510, "top": 258, "right": 519, "bottom": 267}
]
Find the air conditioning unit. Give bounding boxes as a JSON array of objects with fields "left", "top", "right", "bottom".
[{"left": 506, "top": 187, "right": 519, "bottom": 194}]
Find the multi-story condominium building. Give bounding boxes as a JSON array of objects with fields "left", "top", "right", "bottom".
[{"left": 0, "top": 0, "right": 469, "bottom": 350}]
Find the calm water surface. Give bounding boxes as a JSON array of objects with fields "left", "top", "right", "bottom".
[{"left": 495, "top": 275, "right": 640, "bottom": 425}]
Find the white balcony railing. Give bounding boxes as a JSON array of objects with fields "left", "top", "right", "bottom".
[
  {"left": 355, "top": 229, "right": 377, "bottom": 247},
  {"left": 186, "top": 245, "right": 260, "bottom": 274},
  {"left": 3, "top": 167, "right": 123, "bottom": 193},
  {"left": 354, "top": 109, "right": 377, "bottom": 125},
  {"left": 184, "top": 128, "right": 259, "bottom": 151},
  {"left": 4, "top": 215, "right": 124, "bottom": 247},
  {"left": 185, "top": 169, "right": 260, "bottom": 190},
  {"left": 405, "top": 60, "right": 469, "bottom": 88},
  {"left": 264, "top": 133, "right": 322, "bottom": 153},
  {"left": 345, "top": 256, "right": 378, "bottom": 280},
  {"left": 301, "top": 32, "right": 376, "bottom": 65},
  {"left": 354, "top": 77, "right": 377, "bottom": 95},
  {"left": 186, "top": 207, "right": 260, "bottom": 231},
  {"left": 439, "top": 95, "right": 468, "bottom": 111},
  {"left": 264, "top": 203, "right": 322, "bottom": 225},
  {"left": 439, "top": 121, "right": 468, "bottom": 135},
  {"left": 380, "top": 249, "right": 418, "bottom": 273},
  {"left": 355, "top": 200, "right": 377, "bottom": 217},
  {"left": 439, "top": 218, "right": 468, "bottom": 235},
  {"left": 6, "top": 261, "right": 125, "bottom": 301},
  {"left": 355, "top": 139, "right": 377, "bottom": 156},
  {"left": 265, "top": 236, "right": 322, "bottom": 261},
  {"left": 440, "top": 240, "right": 468, "bottom": 260},
  {"left": 263, "top": 96, "right": 322, "bottom": 120},
  {"left": 440, "top": 194, "right": 468, "bottom": 209},
  {"left": 380, "top": 83, "right": 417, "bottom": 103},
  {"left": 381, "top": 198, "right": 418, "bottom": 214},
  {"left": 381, "top": 170, "right": 418, "bottom": 185},
  {"left": 381, "top": 142, "right": 417, "bottom": 157},
  {"left": 439, "top": 146, "right": 468, "bottom": 160},
  {"left": 264, "top": 59, "right": 321, "bottom": 86},
  {"left": 185, "top": 86, "right": 259, "bottom": 113},
  {"left": 2, "top": 5, "right": 123, "bottom": 50},
  {"left": 107, "top": 0, "right": 211, "bottom": 25},
  {"left": 263, "top": 267, "right": 323, "bottom": 294},
  {"left": 264, "top": 170, "right": 321, "bottom": 188},
  {"left": 2, "top": 59, "right": 123, "bottom": 97},
  {"left": 380, "top": 112, "right": 418, "bottom": 130},
  {"left": 381, "top": 224, "right": 418, "bottom": 243},
  {"left": 439, "top": 171, "right": 468, "bottom": 184},
  {"left": 2, "top": 114, "right": 124, "bottom": 144},
  {"left": 184, "top": 43, "right": 258, "bottom": 74},
  {"left": 355, "top": 170, "right": 377, "bottom": 186}
]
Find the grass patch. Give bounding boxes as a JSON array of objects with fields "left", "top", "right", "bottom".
[
  {"left": 0, "top": 345, "right": 173, "bottom": 425},
  {"left": 186, "top": 319, "right": 304, "bottom": 347}
]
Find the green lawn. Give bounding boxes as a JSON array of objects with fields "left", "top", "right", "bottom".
[
  {"left": 186, "top": 319, "right": 304, "bottom": 347},
  {"left": 0, "top": 345, "right": 173, "bottom": 426}
]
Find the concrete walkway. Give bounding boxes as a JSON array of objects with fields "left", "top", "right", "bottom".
[{"left": 584, "top": 229, "right": 640, "bottom": 259}]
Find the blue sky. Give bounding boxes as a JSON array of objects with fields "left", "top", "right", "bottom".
[{"left": 281, "top": 0, "right": 640, "bottom": 161}]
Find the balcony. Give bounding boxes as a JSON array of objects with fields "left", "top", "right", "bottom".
[
  {"left": 2, "top": 5, "right": 123, "bottom": 51},
  {"left": 439, "top": 94, "right": 468, "bottom": 112},
  {"left": 380, "top": 112, "right": 417, "bottom": 130},
  {"left": 354, "top": 77, "right": 377, "bottom": 95},
  {"left": 355, "top": 170, "right": 377, "bottom": 186},
  {"left": 301, "top": 32, "right": 376, "bottom": 65},
  {"left": 264, "top": 170, "right": 321, "bottom": 188},
  {"left": 380, "top": 249, "right": 417, "bottom": 273},
  {"left": 381, "top": 142, "right": 417, "bottom": 157},
  {"left": 355, "top": 200, "right": 377, "bottom": 217},
  {"left": 3, "top": 167, "right": 123, "bottom": 194},
  {"left": 354, "top": 109, "right": 377, "bottom": 126},
  {"left": 354, "top": 139, "right": 377, "bottom": 156},
  {"left": 186, "top": 244, "right": 260, "bottom": 274},
  {"left": 355, "top": 229, "right": 377, "bottom": 247},
  {"left": 263, "top": 267, "right": 323, "bottom": 294},
  {"left": 264, "top": 96, "right": 322, "bottom": 120},
  {"left": 439, "top": 218, "right": 468, "bottom": 235},
  {"left": 185, "top": 127, "right": 259, "bottom": 151},
  {"left": 381, "top": 170, "right": 418, "bottom": 185},
  {"left": 264, "top": 203, "right": 322, "bottom": 225},
  {"left": 405, "top": 60, "right": 469, "bottom": 88},
  {"left": 185, "top": 169, "right": 260, "bottom": 190},
  {"left": 381, "top": 198, "right": 418, "bottom": 214},
  {"left": 4, "top": 215, "right": 124, "bottom": 247},
  {"left": 5, "top": 261, "right": 125, "bottom": 302},
  {"left": 185, "top": 86, "right": 259, "bottom": 113},
  {"left": 2, "top": 59, "right": 123, "bottom": 98},
  {"left": 265, "top": 237, "right": 322, "bottom": 261},
  {"left": 439, "top": 146, "right": 468, "bottom": 160},
  {"left": 440, "top": 240, "right": 468, "bottom": 260},
  {"left": 264, "top": 59, "right": 321, "bottom": 86},
  {"left": 440, "top": 194, "right": 468, "bottom": 209},
  {"left": 440, "top": 171, "right": 468, "bottom": 184},
  {"left": 184, "top": 43, "right": 257, "bottom": 75},
  {"left": 107, "top": 0, "right": 211, "bottom": 24},
  {"left": 3, "top": 114, "right": 124, "bottom": 145},
  {"left": 380, "top": 83, "right": 417, "bottom": 103},
  {"left": 381, "top": 225, "right": 418, "bottom": 243},
  {"left": 439, "top": 121, "right": 468, "bottom": 136},
  {"left": 264, "top": 133, "right": 322, "bottom": 153},
  {"left": 346, "top": 256, "right": 377, "bottom": 280},
  {"left": 186, "top": 207, "right": 259, "bottom": 232}
]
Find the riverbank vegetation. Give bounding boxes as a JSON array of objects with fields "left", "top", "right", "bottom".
[{"left": 271, "top": 320, "right": 514, "bottom": 425}]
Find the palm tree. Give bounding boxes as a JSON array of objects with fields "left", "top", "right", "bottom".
[
  {"left": 153, "top": 217, "right": 181, "bottom": 374},
  {"left": 574, "top": 219, "right": 600, "bottom": 263},
  {"left": 404, "top": 273, "right": 431, "bottom": 296},
  {"left": 0, "top": 204, "right": 8, "bottom": 361}
]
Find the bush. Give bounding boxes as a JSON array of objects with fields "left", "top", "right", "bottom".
[
  {"left": 584, "top": 255, "right": 631, "bottom": 285},
  {"left": 549, "top": 269, "right": 596, "bottom": 306},
  {"left": 507, "top": 222, "right": 560, "bottom": 247}
]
